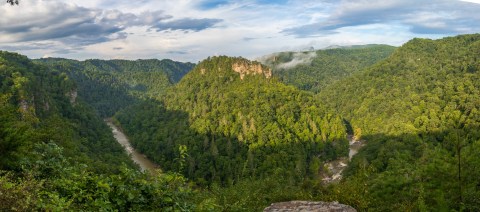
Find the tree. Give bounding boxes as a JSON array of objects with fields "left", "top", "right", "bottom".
[{"left": 354, "top": 127, "right": 362, "bottom": 141}]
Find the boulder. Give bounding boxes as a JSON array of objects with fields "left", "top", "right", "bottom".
[{"left": 264, "top": 201, "right": 356, "bottom": 212}]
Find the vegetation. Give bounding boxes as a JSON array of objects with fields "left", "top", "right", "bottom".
[
  {"left": 0, "top": 51, "right": 134, "bottom": 173},
  {"left": 261, "top": 45, "right": 395, "bottom": 92},
  {"left": 2, "top": 33, "right": 480, "bottom": 211},
  {"left": 0, "top": 51, "right": 194, "bottom": 210},
  {"left": 36, "top": 58, "right": 194, "bottom": 117},
  {"left": 318, "top": 34, "right": 480, "bottom": 211},
  {"left": 115, "top": 56, "right": 348, "bottom": 187},
  {"left": 0, "top": 148, "right": 194, "bottom": 211}
]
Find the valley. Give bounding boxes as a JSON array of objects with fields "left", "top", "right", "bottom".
[{"left": 1, "top": 34, "right": 480, "bottom": 211}]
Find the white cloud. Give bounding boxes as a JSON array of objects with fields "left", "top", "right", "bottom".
[
  {"left": 284, "top": 0, "right": 480, "bottom": 37},
  {"left": 459, "top": 0, "right": 480, "bottom": 3},
  {"left": 0, "top": 0, "right": 479, "bottom": 62},
  {"left": 260, "top": 51, "right": 317, "bottom": 70}
]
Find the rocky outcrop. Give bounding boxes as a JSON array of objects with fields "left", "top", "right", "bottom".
[
  {"left": 19, "top": 99, "right": 28, "bottom": 113},
  {"left": 18, "top": 97, "right": 37, "bottom": 121},
  {"left": 232, "top": 60, "right": 272, "bottom": 80},
  {"left": 68, "top": 89, "right": 77, "bottom": 104},
  {"left": 44, "top": 101, "right": 50, "bottom": 111},
  {"left": 264, "top": 201, "right": 356, "bottom": 212}
]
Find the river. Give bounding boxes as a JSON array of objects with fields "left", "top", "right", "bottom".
[
  {"left": 106, "top": 118, "right": 360, "bottom": 178},
  {"left": 322, "top": 136, "right": 364, "bottom": 183},
  {"left": 105, "top": 120, "right": 158, "bottom": 173}
]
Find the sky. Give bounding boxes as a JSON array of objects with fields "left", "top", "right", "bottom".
[{"left": 1, "top": 0, "right": 480, "bottom": 62}]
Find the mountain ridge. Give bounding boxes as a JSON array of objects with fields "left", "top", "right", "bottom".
[
  {"left": 1, "top": 33, "right": 480, "bottom": 211},
  {"left": 36, "top": 57, "right": 195, "bottom": 116},
  {"left": 316, "top": 33, "right": 480, "bottom": 211},
  {"left": 257, "top": 44, "right": 396, "bottom": 92}
]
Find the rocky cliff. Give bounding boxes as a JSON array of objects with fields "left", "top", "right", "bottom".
[{"left": 232, "top": 60, "right": 272, "bottom": 80}]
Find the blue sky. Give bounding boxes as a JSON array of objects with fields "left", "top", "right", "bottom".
[{"left": 1, "top": 0, "right": 480, "bottom": 62}]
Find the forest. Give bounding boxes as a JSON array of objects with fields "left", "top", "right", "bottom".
[
  {"left": 317, "top": 34, "right": 480, "bottom": 211},
  {"left": 261, "top": 44, "right": 396, "bottom": 93},
  {"left": 1, "top": 33, "right": 480, "bottom": 211},
  {"left": 115, "top": 56, "right": 348, "bottom": 185},
  {"left": 0, "top": 52, "right": 194, "bottom": 210},
  {"left": 35, "top": 58, "right": 194, "bottom": 117}
]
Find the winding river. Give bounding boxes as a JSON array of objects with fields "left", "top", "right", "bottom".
[
  {"left": 105, "top": 120, "right": 158, "bottom": 173},
  {"left": 322, "top": 135, "right": 364, "bottom": 183},
  {"left": 105, "top": 118, "right": 361, "bottom": 179}
]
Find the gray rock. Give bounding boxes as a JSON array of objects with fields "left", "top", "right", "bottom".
[{"left": 264, "top": 201, "right": 356, "bottom": 212}]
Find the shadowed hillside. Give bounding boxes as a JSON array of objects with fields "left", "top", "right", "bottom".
[{"left": 36, "top": 58, "right": 195, "bottom": 117}]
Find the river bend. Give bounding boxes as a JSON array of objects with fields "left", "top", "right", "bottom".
[{"left": 105, "top": 120, "right": 158, "bottom": 173}]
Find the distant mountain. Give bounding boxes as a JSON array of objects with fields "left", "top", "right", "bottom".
[
  {"left": 115, "top": 56, "right": 348, "bottom": 186},
  {"left": 323, "top": 44, "right": 392, "bottom": 50},
  {"left": 258, "top": 44, "right": 396, "bottom": 92},
  {"left": 320, "top": 35, "right": 480, "bottom": 136},
  {"left": 36, "top": 58, "right": 195, "bottom": 117}
]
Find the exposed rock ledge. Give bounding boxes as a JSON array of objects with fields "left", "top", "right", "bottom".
[
  {"left": 264, "top": 201, "right": 356, "bottom": 212},
  {"left": 68, "top": 89, "right": 77, "bottom": 104},
  {"left": 232, "top": 60, "right": 272, "bottom": 80}
]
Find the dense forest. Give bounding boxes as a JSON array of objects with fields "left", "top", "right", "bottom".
[
  {"left": 318, "top": 34, "right": 480, "bottom": 211},
  {"left": 260, "top": 45, "right": 395, "bottom": 92},
  {"left": 115, "top": 57, "right": 348, "bottom": 185},
  {"left": 0, "top": 52, "right": 194, "bottom": 210},
  {"left": 1, "top": 33, "right": 480, "bottom": 211},
  {"left": 36, "top": 58, "right": 194, "bottom": 117}
]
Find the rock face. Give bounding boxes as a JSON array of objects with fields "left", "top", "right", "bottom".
[
  {"left": 264, "top": 201, "right": 356, "bottom": 212},
  {"left": 68, "top": 89, "right": 77, "bottom": 104},
  {"left": 232, "top": 60, "right": 272, "bottom": 80},
  {"left": 19, "top": 99, "right": 29, "bottom": 113}
]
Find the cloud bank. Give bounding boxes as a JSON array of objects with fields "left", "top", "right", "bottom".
[
  {"left": 283, "top": 0, "right": 480, "bottom": 37},
  {"left": 276, "top": 51, "right": 317, "bottom": 69},
  {"left": 0, "top": 0, "right": 222, "bottom": 46},
  {"left": 152, "top": 18, "right": 222, "bottom": 32},
  {"left": 0, "top": 0, "right": 479, "bottom": 62},
  {"left": 257, "top": 51, "right": 318, "bottom": 69}
]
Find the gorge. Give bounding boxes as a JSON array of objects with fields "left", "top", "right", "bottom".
[{"left": 1, "top": 34, "right": 480, "bottom": 211}]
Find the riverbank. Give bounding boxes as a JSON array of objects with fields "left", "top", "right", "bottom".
[{"left": 105, "top": 119, "right": 159, "bottom": 173}]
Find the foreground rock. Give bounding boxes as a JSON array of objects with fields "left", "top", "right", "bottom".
[{"left": 264, "top": 201, "right": 356, "bottom": 212}]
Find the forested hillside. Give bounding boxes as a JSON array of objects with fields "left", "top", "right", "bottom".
[
  {"left": 3, "top": 33, "right": 480, "bottom": 211},
  {"left": 0, "top": 51, "right": 194, "bottom": 211},
  {"left": 36, "top": 58, "right": 194, "bottom": 117},
  {"left": 259, "top": 45, "right": 395, "bottom": 92},
  {"left": 114, "top": 56, "right": 349, "bottom": 210},
  {"left": 317, "top": 34, "right": 480, "bottom": 211},
  {"left": 0, "top": 51, "right": 133, "bottom": 173}
]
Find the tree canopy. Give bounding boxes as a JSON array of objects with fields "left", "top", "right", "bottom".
[
  {"left": 261, "top": 45, "right": 395, "bottom": 92},
  {"left": 2, "top": 33, "right": 480, "bottom": 211},
  {"left": 115, "top": 56, "right": 348, "bottom": 186},
  {"left": 317, "top": 34, "right": 480, "bottom": 211},
  {"left": 36, "top": 58, "right": 194, "bottom": 117}
]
